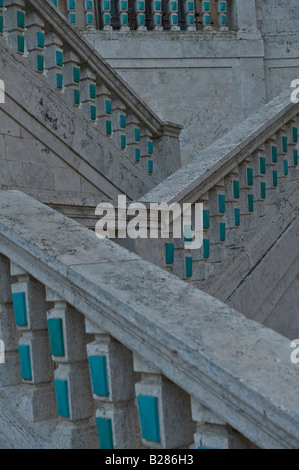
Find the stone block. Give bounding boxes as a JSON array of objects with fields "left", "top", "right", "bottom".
[
  {"left": 87, "top": 338, "right": 135, "bottom": 402},
  {"left": 135, "top": 376, "right": 194, "bottom": 449}
]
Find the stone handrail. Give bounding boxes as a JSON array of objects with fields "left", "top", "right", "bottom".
[
  {"left": 0, "top": 0, "right": 182, "bottom": 181},
  {"left": 0, "top": 190, "right": 298, "bottom": 449}
]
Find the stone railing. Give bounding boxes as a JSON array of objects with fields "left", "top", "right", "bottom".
[
  {"left": 49, "top": 0, "right": 230, "bottom": 32},
  {"left": 138, "top": 90, "right": 299, "bottom": 300},
  {"left": 47, "top": 0, "right": 262, "bottom": 35},
  {"left": 0, "top": 0, "right": 182, "bottom": 182},
  {"left": 0, "top": 190, "right": 298, "bottom": 449}
]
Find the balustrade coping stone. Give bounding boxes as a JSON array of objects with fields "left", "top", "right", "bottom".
[
  {"left": 0, "top": 191, "right": 298, "bottom": 449},
  {"left": 140, "top": 89, "right": 299, "bottom": 205},
  {"left": 26, "top": 0, "right": 183, "bottom": 137}
]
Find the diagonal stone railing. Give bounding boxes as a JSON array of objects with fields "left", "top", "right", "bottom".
[
  {"left": 0, "top": 0, "right": 182, "bottom": 183},
  {"left": 0, "top": 190, "right": 298, "bottom": 449},
  {"left": 137, "top": 90, "right": 299, "bottom": 324}
]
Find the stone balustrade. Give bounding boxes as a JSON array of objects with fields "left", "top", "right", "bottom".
[
  {"left": 0, "top": 0, "right": 182, "bottom": 183},
  {"left": 49, "top": 0, "right": 231, "bottom": 32},
  {"left": 0, "top": 191, "right": 298, "bottom": 449},
  {"left": 138, "top": 90, "right": 299, "bottom": 302}
]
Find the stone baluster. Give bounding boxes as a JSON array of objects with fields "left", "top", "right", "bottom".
[
  {"left": 165, "top": 239, "right": 175, "bottom": 274},
  {"left": 101, "top": 0, "right": 112, "bottom": 30},
  {"left": 292, "top": 121, "right": 299, "bottom": 173},
  {"left": 44, "top": 32, "right": 64, "bottom": 91},
  {"left": 215, "top": 0, "right": 227, "bottom": 30},
  {"left": 63, "top": 50, "right": 81, "bottom": 108},
  {"left": 170, "top": 215, "right": 185, "bottom": 280},
  {"left": 251, "top": 146, "right": 267, "bottom": 218},
  {"left": 46, "top": 288, "right": 97, "bottom": 448},
  {"left": 0, "top": 255, "right": 20, "bottom": 387},
  {"left": 182, "top": 203, "right": 202, "bottom": 281},
  {"left": 187, "top": 195, "right": 213, "bottom": 282},
  {"left": 135, "top": 0, "right": 147, "bottom": 31},
  {"left": 0, "top": 0, "right": 4, "bottom": 35},
  {"left": 201, "top": 196, "right": 211, "bottom": 264},
  {"left": 151, "top": 0, "right": 163, "bottom": 31},
  {"left": 80, "top": 66, "right": 97, "bottom": 122},
  {"left": 112, "top": 98, "right": 127, "bottom": 151},
  {"left": 10, "top": 263, "right": 56, "bottom": 422},
  {"left": 276, "top": 128, "right": 289, "bottom": 193},
  {"left": 206, "top": 182, "right": 228, "bottom": 263},
  {"left": 118, "top": 0, "right": 129, "bottom": 31},
  {"left": 67, "top": 0, "right": 77, "bottom": 25},
  {"left": 140, "top": 128, "right": 154, "bottom": 175},
  {"left": 224, "top": 169, "right": 241, "bottom": 247},
  {"left": 167, "top": 0, "right": 179, "bottom": 30},
  {"left": 126, "top": 114, "right": 141, "bottom": 163},
  {"left": 86, "top": 319, "right": 140, "bottom": 449},
  {"left": 162, "top": 206, "right": 192, "bottom": 280},
  {"left": 288, "top": 120, "right": 299, "bottom": 181},
  {"left": 25, "top": 12, "right": 45, "bottom": 74},
  {"left": 238, "top": 157, "right": 254, "bottom": 234},
  {"left": 184, "top": 0, "right": 196, "bottom": 31},
  {"left": 134, "top": 354, "right": 194, "bottom": 448},
  {"left": 264, "top": 137, "right": 279, "bottom": 208},
  {"left": 174, "top": 222, "right": 192, "bottom": 281},
  {"left": 84, "top": 0, "right": 96, "bottom": 30},
  {"left": 184, "top": 252, "right": 193, "bottom": 281},
  {"left": 96, "top": 84, "right": 112, "bottom": 136},
  {"left": 4, "top": 0, "right": 26, "bottom": 55},
  {"left": 200, "top": 0, "right": 211, "bottom": 30}
]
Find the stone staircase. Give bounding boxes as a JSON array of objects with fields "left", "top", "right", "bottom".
[
  {"left": 0, "top": 0, "right": 182, "bottom": 221},
  {"left": 0, "top": 0, "right": 298, "bottom": 450},
  {"left": 0, "top": 191, "right": 298, "bottom": 449},
  {"left": 137, "top": 90, "right": 299, "bottom": 338}
]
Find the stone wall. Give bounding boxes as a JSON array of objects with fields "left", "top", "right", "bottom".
[
  {"left": 0, "top": 109, "right": 104, "bottom": 208},
  {"left": 84, "top": 30, "right": 266, "bottom": 164},
  {"left": 255, "top": 0, "right": 299, "bottom": 34}
]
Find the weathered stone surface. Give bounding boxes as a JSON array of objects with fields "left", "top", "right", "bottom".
[
  {"left": 0, "top": 191, "right": 298, "bottom": 449},
  {"left": 0, "top": 0, "right": 298, "bottom": 450},
  {"left": 84, "top": 30, "right": 266, "bottom": 165},
  {"left": 140, "top": 90, "right": 299, "bottom": 204},
  {"left": 228, "top": 216, "right": 299, "bottom": 338}
]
